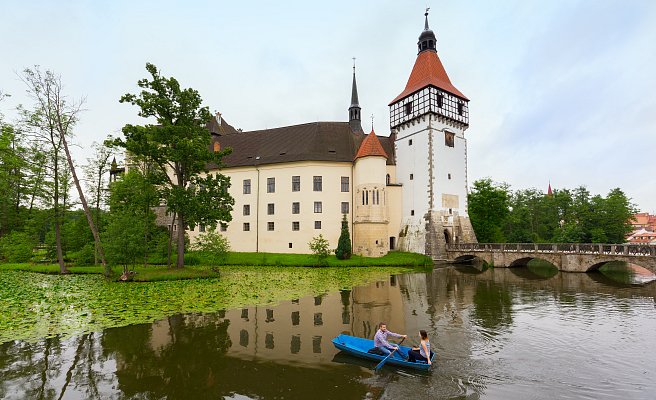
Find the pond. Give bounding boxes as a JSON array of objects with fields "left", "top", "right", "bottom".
[{"left": 1, "top": 264, "right": 655, "bottom": 399}]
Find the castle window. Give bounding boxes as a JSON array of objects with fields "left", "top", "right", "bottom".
[
  {"left": 445, "top": 132, "right": 455, "bottom": 148},
  {"left": 243, "top": 179, "right": 251, "bottom": 194},
  {"left": 365, "top": 191, "right": 369, "bottom": 205},
  {"left": 314, "top": 221, "right": 322, "bottom": 229},
  {"left": 243, "top": 204, "right": 250, "bottom": 216},
  {"left": 220, "top": 224, "right": 227, "bottom": 232},
  {"left": 341, "top": 176, "right": 349, "bottom": 192},
  {"left": 386, "top": 174, "right": 391, "bottom": 185},
  {"left": 313, "top": 176, "right": 322, "bottom": 191},
  {"left": 341, "top": 202, "right": 349, "bottom": 214},
  {"left": 411, "top": 210, "right": 415, "bottom": 216},
  {"left": 267, "top": 203, "right": 275, "bottom": 215},
  {"left": 213, "top": 142, "right": 220, "bottom": 152},
  {"left": 292, "top": 221, "right": 300, "bottom": 231},
  {"left": 292, "top": 176, "right": 300, "bottom": 191},
  {"left": 437, "top": 94, "right": 443, "bottom": 108},
  {"left": 448, "top": 173, "right": 452, "bottom": 180},
  {"left": 457, "top": 102, "right": 464, "bottom": 115},
  {"left": 243, "top": 223, "right": 250, "bottom": 231},
  {"left": 405, "top": 102, "right": 413, "bottom": 115},
  {"left": 410, "top": 174, "right": 414, "bottom": 180},
  {"left": 292, "top": 202, "right": 300, "bottom": 214},
  {"left": 199, "top": 224, "right": 205, "bottom": 233},
  {"left": 267, "top": 178, "right": 275, "bottom": 193},
  {"left": 267, "top": 222, "right": 275, "bottom": 231},
  {"left": 409, "top": 139, "right": 413, "bottom": 145},
  {"left": 314, "top": 202, "right": 322, "bottom": 213}
]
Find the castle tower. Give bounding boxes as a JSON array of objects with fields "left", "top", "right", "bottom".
[
  {"left": 353, "top": 128, "right": 389, "bottom": 257},
  {"left": 389, "top": 10, "right": 477, "bottom": 259}
]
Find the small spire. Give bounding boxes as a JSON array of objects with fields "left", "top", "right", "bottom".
[
  {"left": 349, "top": 58, "right": 363, "bottom": 134},
  {"left": 417, "top": 8, "right": 437, "bottom": 53},
  {"left": 371, "top": 114, "right": 374, "bottom": 131}
]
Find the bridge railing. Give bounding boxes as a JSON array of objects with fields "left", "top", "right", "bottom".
[{"left": 446, "top": 243, "right": 656, "bottom": 257}]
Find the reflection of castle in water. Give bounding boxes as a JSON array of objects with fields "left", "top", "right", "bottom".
[
  {"left": 144, "top": 270, "right": 479, "bottom": 367},
  {"left": 142, "top": 267, "right": 654, "bottom": 369}
]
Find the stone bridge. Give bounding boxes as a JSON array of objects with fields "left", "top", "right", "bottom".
[{"left": 446, "top": 243, "right": 656, "bottom": 273}]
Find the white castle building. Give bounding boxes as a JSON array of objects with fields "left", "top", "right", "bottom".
[{"left": 186, "top": 12, "right": 477, "bottom": 259}]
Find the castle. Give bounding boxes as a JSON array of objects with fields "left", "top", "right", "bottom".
[{"left": 186, "top": 12, "right": 477, "bottom": 259}]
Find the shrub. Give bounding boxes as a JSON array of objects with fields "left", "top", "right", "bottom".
[
  {"left": 0, "top": 232, "right": 36, "bottom": 263},
  {"left": 309, "top": 234, "right": 331, "bottom": 266},
  {"left": 335, "top": 214, "right": 352, "bottom": 260},
  {"left": 192, "top": 229, "right": 230, "bottom": 255}
]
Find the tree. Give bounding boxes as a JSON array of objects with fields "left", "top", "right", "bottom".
[
  {"left": 83, "top": 142, "right": 112, "bottom": 264},
  {"left": 114, "top": 63, "right": 234, "bottom": 268},
  {"left": 468, "top": 178, "right": 510, "bottom": 243},
  {"left": 335, "top": 214, "right": 352, "bottom": 260},
  {"left": 107, "top": 170, "right": 160, "bottom": 266},
  {"left": 20, "top": 67, "right": 107, "bottom": 275},
  {"left": 309, "top": 234, "right": 331, "bottom": 265}
]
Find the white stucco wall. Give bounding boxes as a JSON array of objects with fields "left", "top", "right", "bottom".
[{"left": 188, "top": 161, "right": 354, "bottom": 254}]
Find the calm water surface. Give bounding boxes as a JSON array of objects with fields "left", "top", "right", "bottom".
[{"left": 1, "top": 265, "right": 655, "bottom": 399}]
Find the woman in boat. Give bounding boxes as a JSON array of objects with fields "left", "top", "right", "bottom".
[{"left": 408, "top": 330, "right": 432, "bottom": 365}]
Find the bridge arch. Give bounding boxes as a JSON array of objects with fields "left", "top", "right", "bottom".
[
  {"left": 507, "top": 257, "right": 553, "bottom": 268},
  {"left": 584, "top": 258, "right": 656, "bottom": 274}
]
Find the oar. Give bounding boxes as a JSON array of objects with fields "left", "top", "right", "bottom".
[{"left": 374, "top": 337, "right": 405, "bottom": 371}]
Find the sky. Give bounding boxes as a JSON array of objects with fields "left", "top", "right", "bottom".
[{"left": 1, "top": 0, "right": 655, "bottom": 212}]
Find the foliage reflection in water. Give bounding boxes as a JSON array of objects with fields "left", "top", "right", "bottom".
[{"left": 1, "top": 265, "right": 655, "bottom": 400}]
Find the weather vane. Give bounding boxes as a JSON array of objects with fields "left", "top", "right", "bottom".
[
  {"left": 371, "top": 114, "right": 374, "bottom": 131},
  {"left": 352, "top": 57, "right": 356, "bottom": 73}
]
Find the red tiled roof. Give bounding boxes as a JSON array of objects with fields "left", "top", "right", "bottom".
[
  {"left": 390, "top": 50, "right": 468, "bottom": 105},
  {"left": 355, "top": 129, "right": 388, "bottom": 160}
]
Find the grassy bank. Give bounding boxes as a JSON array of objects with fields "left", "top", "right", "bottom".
[
  {"left": 188, "top": 250, "right": 433, "bottom": 268},
  {"left": 0, "top": 251, "right": 431, "bottom": 281}
]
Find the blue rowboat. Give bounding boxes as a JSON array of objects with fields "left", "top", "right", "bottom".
[{"left": 331, "top": 334, "right": 434, "bottom": 371}]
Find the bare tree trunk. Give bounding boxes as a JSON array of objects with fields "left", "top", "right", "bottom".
[
  {"left": 53, "top": 158, "right": 67, "bottom": 274},
  {"left": 167, "top": 211, "right": 176, "bottom": 269},
  {"left": 59, "top": 133, "right": 108, "bottom": 275},
  {"left": 176, "top": 213, "right": 185, "bottom": 268}
]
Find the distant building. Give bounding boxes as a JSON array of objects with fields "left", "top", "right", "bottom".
[
  {"left": 631, "top": 212, "right": 656, "bottom": 232},
  {"left": 627, "top": 229, "right": 656, "bottom": 244}
]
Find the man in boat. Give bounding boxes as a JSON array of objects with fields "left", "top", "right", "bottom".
[{"left": 374, "top": 322, "right": 407, "bottom": 358}]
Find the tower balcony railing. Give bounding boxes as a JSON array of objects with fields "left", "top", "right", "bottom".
[{"left": 446, "top": 243, "right": 656, "bottom": 257}]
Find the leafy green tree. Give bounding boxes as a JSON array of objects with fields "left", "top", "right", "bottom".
[
  {"left": 599, "top": 188, "right": 637, "bottom": 243},
  {"left": 309, "top": 234, "right": 331, "bottom": 266},
  {"left": 468, "top": 178, "right": 510, "bottom": 243},
  {"left": 335, "top": 214, "right": 352, "bottom": 260},
  {"left": 103, "top": 211, "right": 148, "bottom": 275},
  {"left": 107, "top": 170, "right": 160, "bottom": 266},
  {"left": 192, "top": 228, "right": 230, "bottom": 260},
  {"left": 113, "top": 63, "right": 234, "bottom": 268}
]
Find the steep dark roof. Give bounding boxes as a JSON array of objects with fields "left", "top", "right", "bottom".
[
  {"left": 211, "top": 121, "right": 395, "bottom": 168},
  {"left": 207, "top": 114, "right": 240, "bottom": 135}
]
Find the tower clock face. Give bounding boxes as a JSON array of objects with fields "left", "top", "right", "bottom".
[{"left": 389, "top": 86, "right": 468, "bottom": 128}]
